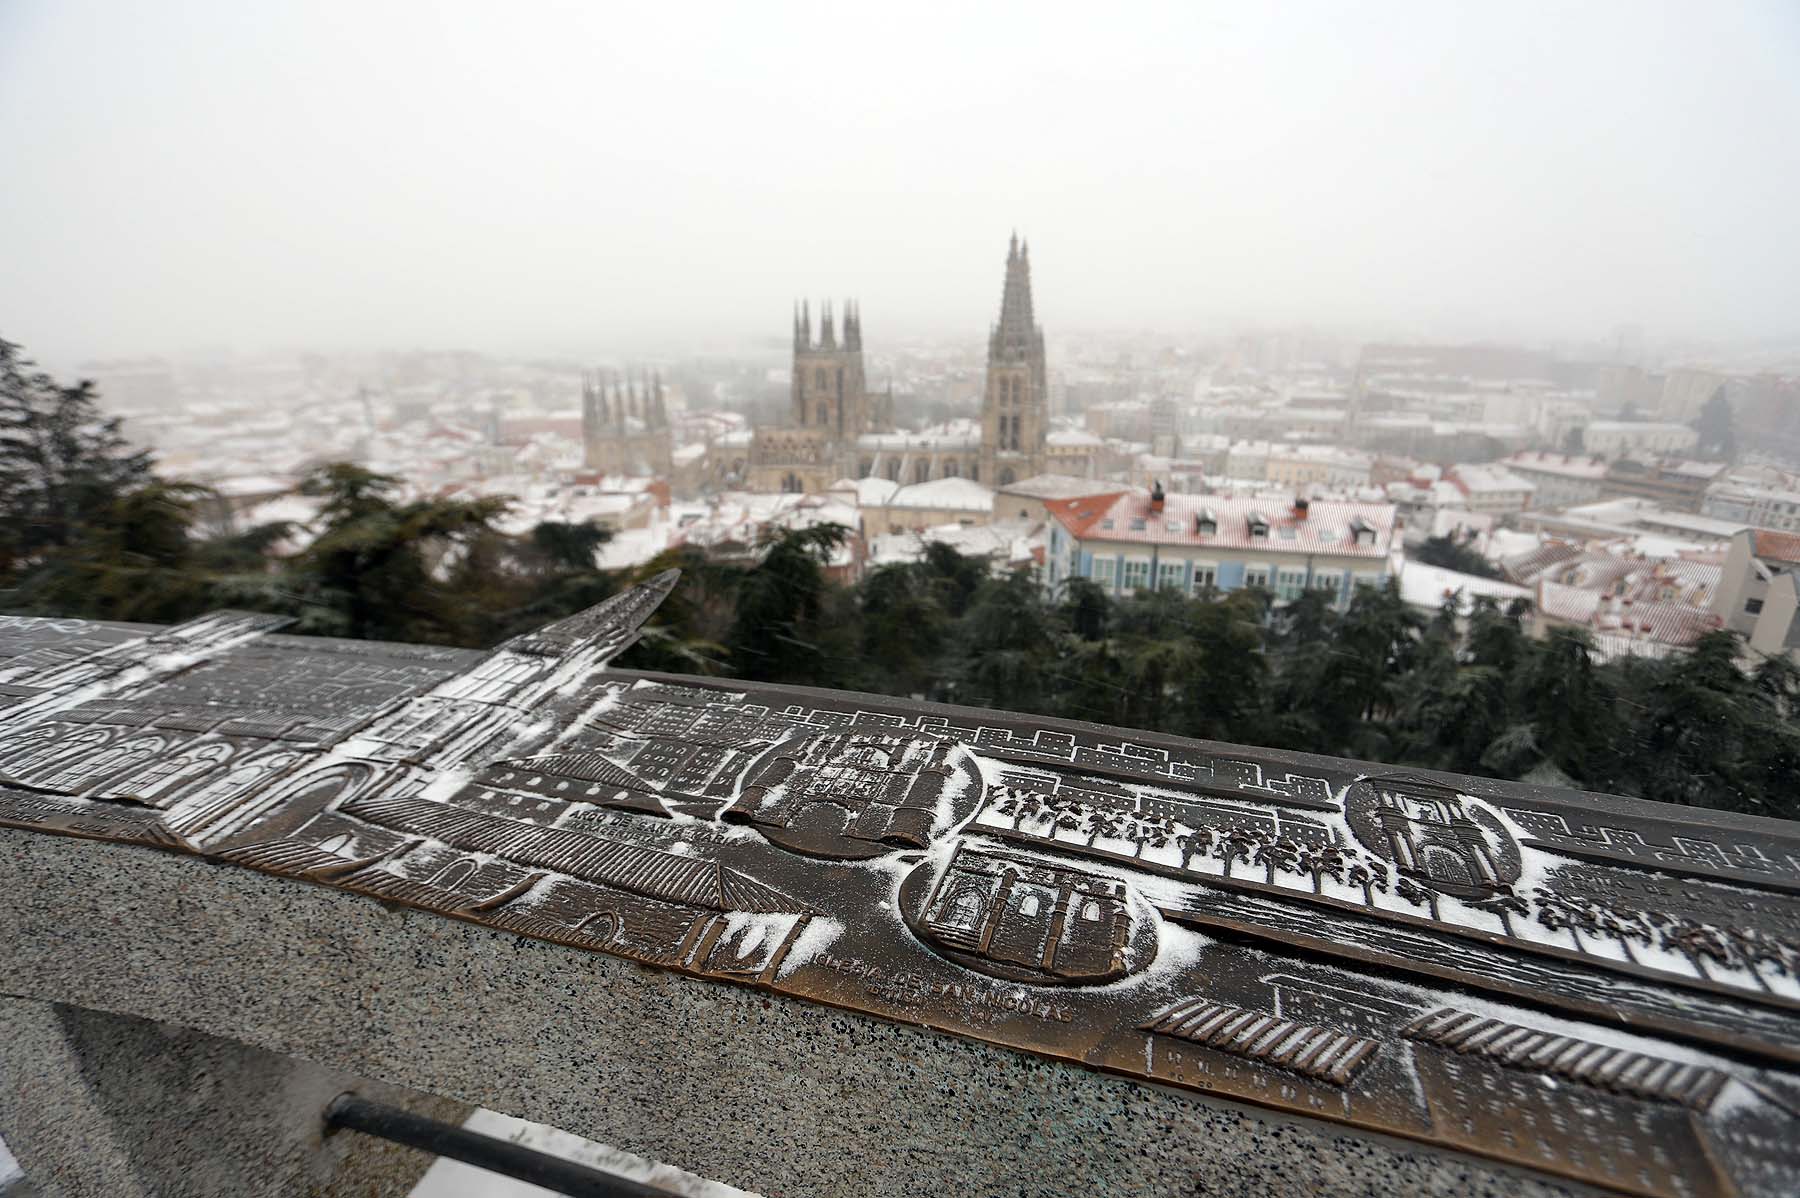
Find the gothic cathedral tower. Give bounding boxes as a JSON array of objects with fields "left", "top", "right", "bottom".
[
  {"left": 980, "top": 234, "right": 1049, "bottom": 486},
  {"left": 792, "top": 300, "right": 870, "bottom": 440}
]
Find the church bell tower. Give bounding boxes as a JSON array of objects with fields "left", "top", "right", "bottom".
[
  {"left": 792, "top": 300, "right": 870, "bottom": 439},
  {"left": 980, "top": 233, "right": 1048, "bottom": 486}
]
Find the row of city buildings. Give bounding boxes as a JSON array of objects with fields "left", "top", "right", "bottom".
[{"left": 82, "top": 233, "right": 1800, "bottom": 669}]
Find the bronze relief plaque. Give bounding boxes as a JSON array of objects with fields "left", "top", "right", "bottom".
[{"left": 0, "top": 573, "right": 1797, "bottom": 1198}]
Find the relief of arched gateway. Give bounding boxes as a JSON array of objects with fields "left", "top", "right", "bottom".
[
  {"left": 721, "top": 727, "right": 981, "bottom": 860},
  {"left": 1343, "top": 774, "right": 1522, "bottom": 901},
  {"left": 200, "top": 761, "right": 376, "bottom": 843},
  {"left": 898, "top": 844, "right": 1157, "bottom": 986}
]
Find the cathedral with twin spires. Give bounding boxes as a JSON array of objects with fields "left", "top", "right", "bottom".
[{"left": 733, "top": 234, "right": 1050, "bottom": 493}]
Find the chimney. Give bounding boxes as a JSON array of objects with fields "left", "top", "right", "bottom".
[
  {"left": 1150, "top": 479, "right": 1165, "bottom": 514},
  {"left": 1293, "top": 496, "right": 1310, "bottom": 520}
]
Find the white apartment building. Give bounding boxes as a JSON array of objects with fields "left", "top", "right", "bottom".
[
  {"left": 1446, "top": 464, "right": 1536, "bottom": 514},
  {"left": 1581, "top": 421, "right": 1698, "bottom": 457},
  {"left": 1501, "top": 451, "right": 1610, "bottom": 510}
]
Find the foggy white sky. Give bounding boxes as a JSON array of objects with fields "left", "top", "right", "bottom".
[{"left": 3, "top": 1, "right": 1798, "bottom": 362}]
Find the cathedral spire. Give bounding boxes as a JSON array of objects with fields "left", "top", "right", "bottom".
[
  {"left": 820, "top": 299, "right": 836, "bottom": 348},
  {"left": 844, "top": 299, "right": 861, "bottom": 351},
  {"left": 794, "top": 301, "right": 806, "bottom": 351},
  {"left": 993, "top": 231, "right": 1038, "bottom": 360}
]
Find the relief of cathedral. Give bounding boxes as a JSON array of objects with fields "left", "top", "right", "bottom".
[
  {"left": 722, "top": 727, "right": 975, "bottom": 859},
  {"left": 1343, "top": 774, "right": 1522, "bottom": 899},
  {"left": 905, "top": 844, "right": 1139, "bottom": 985}
]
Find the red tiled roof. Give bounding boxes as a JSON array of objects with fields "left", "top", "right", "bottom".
[
  {"left": 1047, "top": 492, "right": 1395, "bottom": 557},
  {"left": 1501, "top": 541, "right": 1583, "bottom": 584},
  {"left": 1752, "top": 529, "right": 1800, "bottom": 565},
  {"left": 1536, "top": 581, "right": 1722, "bottom": 645},
  {"left": 1042, "top": 493, "right": 1132, "bottom": 537},
  {"left": 1517, "top": 548, "right": 1719, "bottom": 607}
]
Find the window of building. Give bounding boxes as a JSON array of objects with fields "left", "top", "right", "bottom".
[
  {"left": 1249, "top": 520, "right": 1269, "bottom": 540},
  {"left": 1080, "top": 900, "right": 1102, "bottom": 921},
  {"left": 1197, "top": 516, "right": 1216, "bottom": 535},
  {"left": 1243, "top": 566, "right": 1271, "bottom": 589},
  {"left": 814, "top": 368, "right": 826, "bottom": 388},
  {"left": 1276, "top": 568, "right": 1308, "bottom": 600},
  {"left": 1017, "top": 894, "right": 1040, "bottom": 917},
  {"left": 1100, "top": 519, "right": 1114, "bottom": 530},
  {"left": 1122, "top": 559, "right": 1151, "bottom": 590},
  {"left": 1092, "top": 558, "right": 1117, "bottom": 587},
  {"left": 1158, "top": 562, "right": 1185, "bottom": 591},
  {"left": 1192, "top": 565, "right": 1216, "bottom": 593},
  {"left": 1129, "top": 518, "right": 1147, "bottom": 531},
  {"left": 1747, "top": 597, "right": 1765, "bottom": 614}
]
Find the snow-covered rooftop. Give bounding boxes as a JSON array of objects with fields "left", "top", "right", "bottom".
[
  {"left": 881, "top": 476, "right": 995, "bottom": 512},
  {"left": 1398, "top": 561, "right": 1532, "bottom": 615}
]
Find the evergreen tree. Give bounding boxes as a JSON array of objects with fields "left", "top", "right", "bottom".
[
  {"left": 1413, "top": 534, "right": 1502, "bottom": 580},
  {"left": 857, "top": 561, "right": 951, "bottom": 697},
  {"left": 3, "top": 479, "right": 221, "bottom": 622},
  {"left": 0, "top": 339, "right": 153, "bottom": 578},
  {"left": 1519, "top": 626, "right": 1623, "bottom": 787},
  {"left": 1693, "top": 389, "right": 1736, "bottom": 460},
  {"left": 724, "top": 523, "right": 852, "bottom": 686},
  {"left": 254, "top": 463, "right": 515, "bottom": 644},
  {"left": 954, "top": 571, "right": 1058, "bottom": 712},
  {"left": 1627, "top": 631, "right": 1791, "bottom": 816}
]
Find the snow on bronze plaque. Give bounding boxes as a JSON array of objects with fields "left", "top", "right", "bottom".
[{"left": 1, "top": 573, "right": 1798, "bottom": 1198}]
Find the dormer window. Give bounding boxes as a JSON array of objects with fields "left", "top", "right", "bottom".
[
  {"left": 1129, "top": 518, "right": 1147, "bottom": 531},
  {"left": 1249, "top": 517, "right": 1269, "bottom": 540},
  {"left": 1197, "top": 509, "right": 1217, "bottom": 536}
]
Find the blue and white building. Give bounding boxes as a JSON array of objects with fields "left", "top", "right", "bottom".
[{"left": 1043, "top": 489, "right": 1399, "bottom": 607}]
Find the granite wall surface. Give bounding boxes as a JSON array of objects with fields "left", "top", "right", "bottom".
[{"left": 0, "top": 829, "right": 1605, "bottom": 1198}]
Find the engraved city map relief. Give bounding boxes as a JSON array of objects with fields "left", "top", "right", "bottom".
[{"left": 3, "top": 581, "right": 1800, "bottom": 1197}]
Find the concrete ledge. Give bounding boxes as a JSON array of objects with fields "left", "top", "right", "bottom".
[
  {"left": 0, "top": 997, "right": 468, "bottom": 1198},
  {"left": 0, "top": 830, "right": 1598, "bottom": 1198}
]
